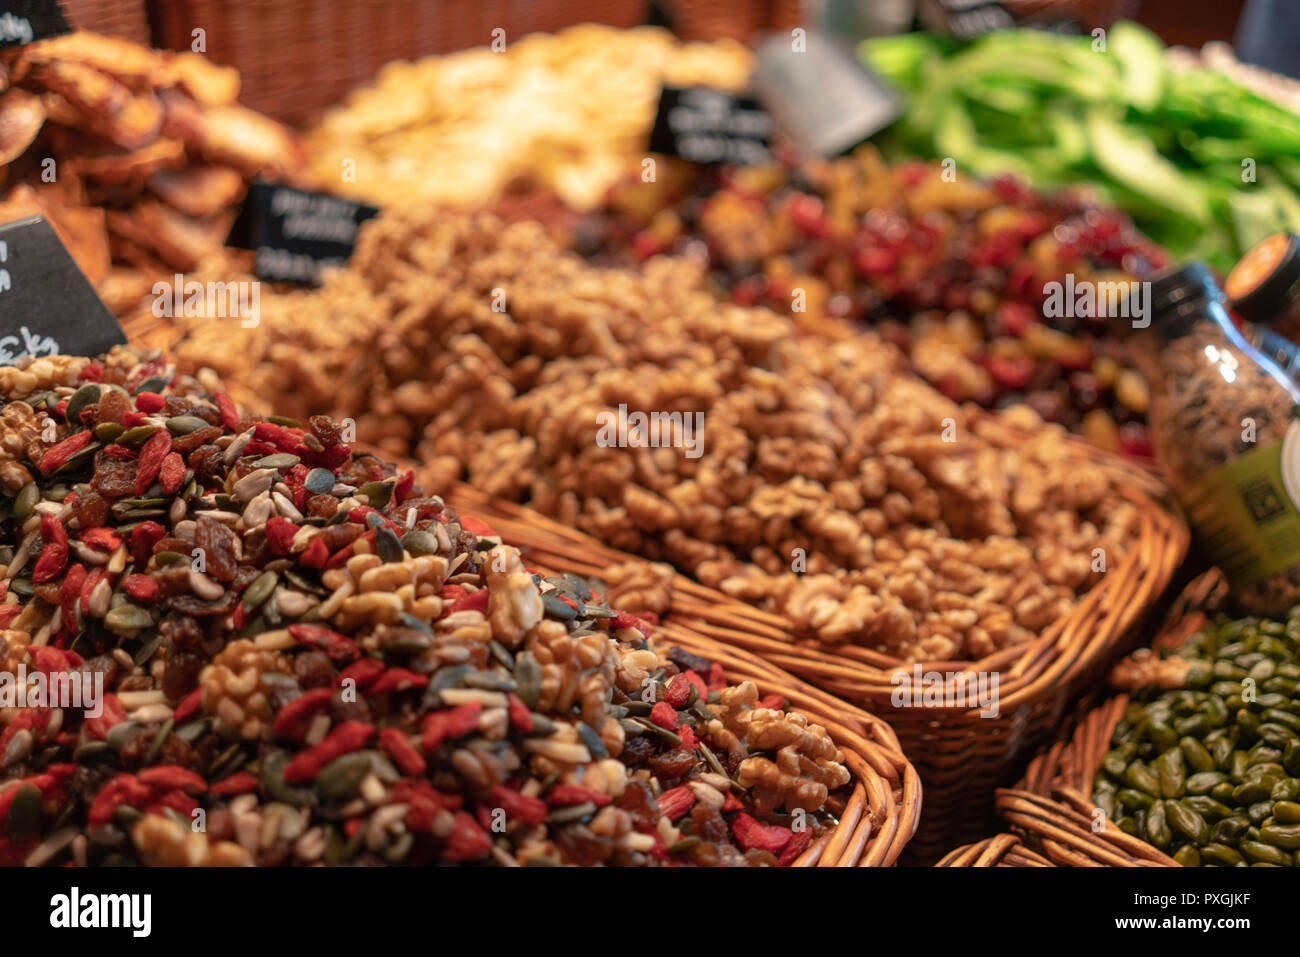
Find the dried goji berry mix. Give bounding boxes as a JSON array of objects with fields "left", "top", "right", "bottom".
[{"left": 0, "top": 349, "right": 848, "bottom": 866}]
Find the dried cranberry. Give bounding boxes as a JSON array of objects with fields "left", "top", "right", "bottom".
[{"left": 171, "top": 426, "right": 223, "bottom": 454}]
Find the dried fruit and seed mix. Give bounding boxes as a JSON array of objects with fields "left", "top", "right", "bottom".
[
  {"left": 171, "top": 209, "right": 1139, "bottom": 662},
  {"left": 0, "top": 31, "right": 308, "bottom": 314},
  {"left": 0, "top": 350, "right": 850, "bottom": 866},
  {"left": 578, "top": 148, "right": 1168, "bottom": 454}
]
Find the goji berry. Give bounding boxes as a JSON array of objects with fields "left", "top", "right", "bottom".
[
  {"left": 612, "top": 609, "right": 652, "bottom": 639},
  {"left": 649, "top": 701, "right": 679, "bottom": 730},
  {"left": 32, "top": 514, "right": 69, "bottom": 583},
  {"left": 442, "top": 811, "right": 491, "bottom": 861},
  {"left": 378, "top": 728, "right": 427, "bottom": 776},
  {"left": 283, "top": 721, "right": 374, "bottom": 783},
  {"left": 134, "top": 391, "right": 165, "bottom": 414},
  {"left": 393, "top": 470, "right": 415, "bottom": 504},
  {"left": 172, "top": 687, "right": 203, "bottom": 724},
  {"left": 730, "top": 813, "right": 792, "bottom": 854},
  {"left": 421, "top": 703, "right": 482, "bottom": 751},
  {"left": 38, "top": 430, "right": 93, "bottom": 473},
  {"left": 133, "top": 428, "right": 171, "bottom": 495},
  {"left": 547, "top": 785, "right": 612, "bottom": 808},
  {"left": 78, "top": 566, "right": 108, "bottom": 616},
  {"left": 122, "top": 574, "right": 160, "bottom": 602},
  {"left": 209, "top": 771, "right": 260, "bottom": 796},
  {"left": 707, "top": 662, "right": 727, "bottom": 690},
  {"left": 271, "top": 687, "right": 333, "bottom": 740},
  {"left": 369, "top": 668, "right": 428, "bottom": 695},
  {"left": 459, "top": 516, "right": 498, "bottom": 538},
  {"left": 82, "top": 693, "right": 126, "bottom": 740},
  {"left": 506, "top": 692, "right": 533, "bottom": 733},
  {"left": 253, "top": 422, "right": 304, "bottom": 452},
  {"left": 264, "top": 516, "right": 298, "bottom": 556},
  {"left": 0, "top": 605, "right": 20, "bottom": 629},
  {"left": 59, "top": 563, "right": 87, "bottom": 625},
  {"left": 721, "top": 791, "right": 745, "bottom": 813},
  {"left": 130, "top": 521, "right": 165, "bottom": 567},
  {"left": 214, "top": 392, "right": 240, "bottom": 430},
  {"left": 757, "top": 693, "right": 785, "bottom": 711},
  {"left": 79, "top": 362, "right": 104, "bottom": 383},
  {"left": 79, "top": 527, "right": 121, "bottom": 552},
  {"left": 657, "top": 785, "right": 695, "bottom": 821},
  {"left": 298, "top": 537, "right": 329, "bottom": 569},
  {"left": 450, "top": 588, "right": 490, "bottom": 616},
  {"left": 138, "top": 765, "right": 206, "bottom": 793},
  {"left": 288, "top": 623, "right": 360, "bottom": 663},
  {"left": 677, "top": 724, "right": 699, "bottom": 750},
  {"left": 339, "top": 657, "right": 385, "bottom": 691},
  {"left": 488, "top": 785, "right": 548, "bottom": 825},
  {"left": 158, "top": 452, "right": 186, "bottom": 495}
]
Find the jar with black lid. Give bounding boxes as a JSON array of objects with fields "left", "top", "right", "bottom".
[
  {"left": 1226, "top": 233, "right": 1300, "bottom": 380},
  {"left": 1124, "top": 261, "right": 1300, "bottom": 615}
]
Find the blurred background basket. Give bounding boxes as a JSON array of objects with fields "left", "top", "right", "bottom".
[
  {"left": 147, "top": 0, "right": 649, "bottom": 125},
  {"left": 61, "top": 0, "right": 151, "bottom": 43}
]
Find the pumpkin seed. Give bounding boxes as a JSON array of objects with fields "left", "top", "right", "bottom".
[
  {"left": 400, "top": 529, "right": 439, "bottom": 557},
  {"left": 513, "top": 652, "right": 541, "bottom": 708},
  {"left": 242, "top": 570, "right": 278, "bottom": 612},
  {"left": 253, "top": 453, "right": 301, "bottom": 470},
  {"left": 166, "top": 415, "right": 210, "bottom": 435},
  {"left": 357, "top": 481, "right": 393, "bottom": 508},
  {"left": 13, "top": 482, "right": 38, "bottom": 519},
  {"left": 375, "top": 526, "right": 403, "bottom": 563},
  {"left": 304, "top": 467, "right": 335, "bottom": 494},
  {"left": 64, "top": 384, "right": 101, "bottom": 425},
  {"left": 317, "top": 752, "right": 372, "bottom": 801},
  {"left": 105, "top": 604, "right": 153, "bottom": 634}
]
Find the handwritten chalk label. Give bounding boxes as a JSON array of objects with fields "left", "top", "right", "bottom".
[
  {"left": 0, "top": 216, "right": 124, "bottom": 366},
  {"left": 752, "top": 31, "right": 902, "bottom": 158},
  {"left": 916, "top": 0, "right": 1080, "bottom": 39},
  {"left": 227, "top": 181, "right": 379, "bottom": 285},
  {"left": 647, "top": 87, "right": 773, "bottom": 166},
  {"left": 0, "top": 0, "right": 71, "bottom": 48}
]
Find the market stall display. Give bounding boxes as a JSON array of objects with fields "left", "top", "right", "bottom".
[
  {"left": 583, "top": 149, "right": 1166, "bottom": 452},
  {"left": 0, "top": 31, "right": 308, "bottom": 314},
  {"left": 157, "top": 206, "right": 1187, "bottom": 856},
  {"left": 0, "top": 347, "right": 920, "bottom": 866},
  {"left": 864, "top": 22, "right": 1300, "bottom": 273},
  {"left": 306, "top": 25, "right": 753, "bottom": 211}
]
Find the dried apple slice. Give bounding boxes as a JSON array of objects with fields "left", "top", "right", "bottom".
[
  {"left": 0, "top": 87, "right": 45, "bottom": 164},
  {"left": 148, "top": 164, "right": 245, "bottom": 217},
  {"left": 9, "top": 32, "right": 163, "bottom": 87},
  {"left": 27, "top": 60, "right": 162, "bottom": 150},
  {"left": 74, "top": 137, "right": 186, "bottom": 186},
  {"left": 186, "top": 104, "right": 307, "bottom": 179},
  {"left": 156, "top": 52, "right": 240, "bottom": 106}
]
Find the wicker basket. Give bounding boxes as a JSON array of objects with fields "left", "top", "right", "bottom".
[
  {"left": 61, "top": 0, "right": 151, "bottom": 44},
  {"left": 439, "top": 482, "right": 921, "bottom": 864},
  {"left": 444, "top": 421, "right": 1187, "bottom": 860},
  {"left": 148, "top": 0, "right": 649, "bottom": 125},
  {"left": 936, "top": 832, "right": 1054, "bottom": 867}
]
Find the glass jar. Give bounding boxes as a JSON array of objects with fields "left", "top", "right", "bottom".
[{"left": 1126, "top": 262, "right": 1300, "bottom": 615}]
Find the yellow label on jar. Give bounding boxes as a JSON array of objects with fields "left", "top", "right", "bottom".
[{"left": 1182, "top": 420, "right": 1300, "bottom": 586}]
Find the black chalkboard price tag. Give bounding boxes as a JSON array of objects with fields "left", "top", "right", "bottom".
[
  {"left": 226, "top": 181, "right": 380, "bottom": 285},
  {"left": 647, "top": 87, "right": 774, "bottom": 166},
  {"left": 0, "top": 216, "right": 125, "bottom": 366},
  {"left": 0, "top": 0, "right": 71, "bottom": 48}
]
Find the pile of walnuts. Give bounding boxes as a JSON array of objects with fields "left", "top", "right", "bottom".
[{"left": 173, "top": 209, "right": 1139, "bottom": 661}]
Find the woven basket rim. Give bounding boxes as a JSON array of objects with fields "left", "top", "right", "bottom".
[{"left": 436, "top": 414, "right": 1189, "bottom": 713}]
